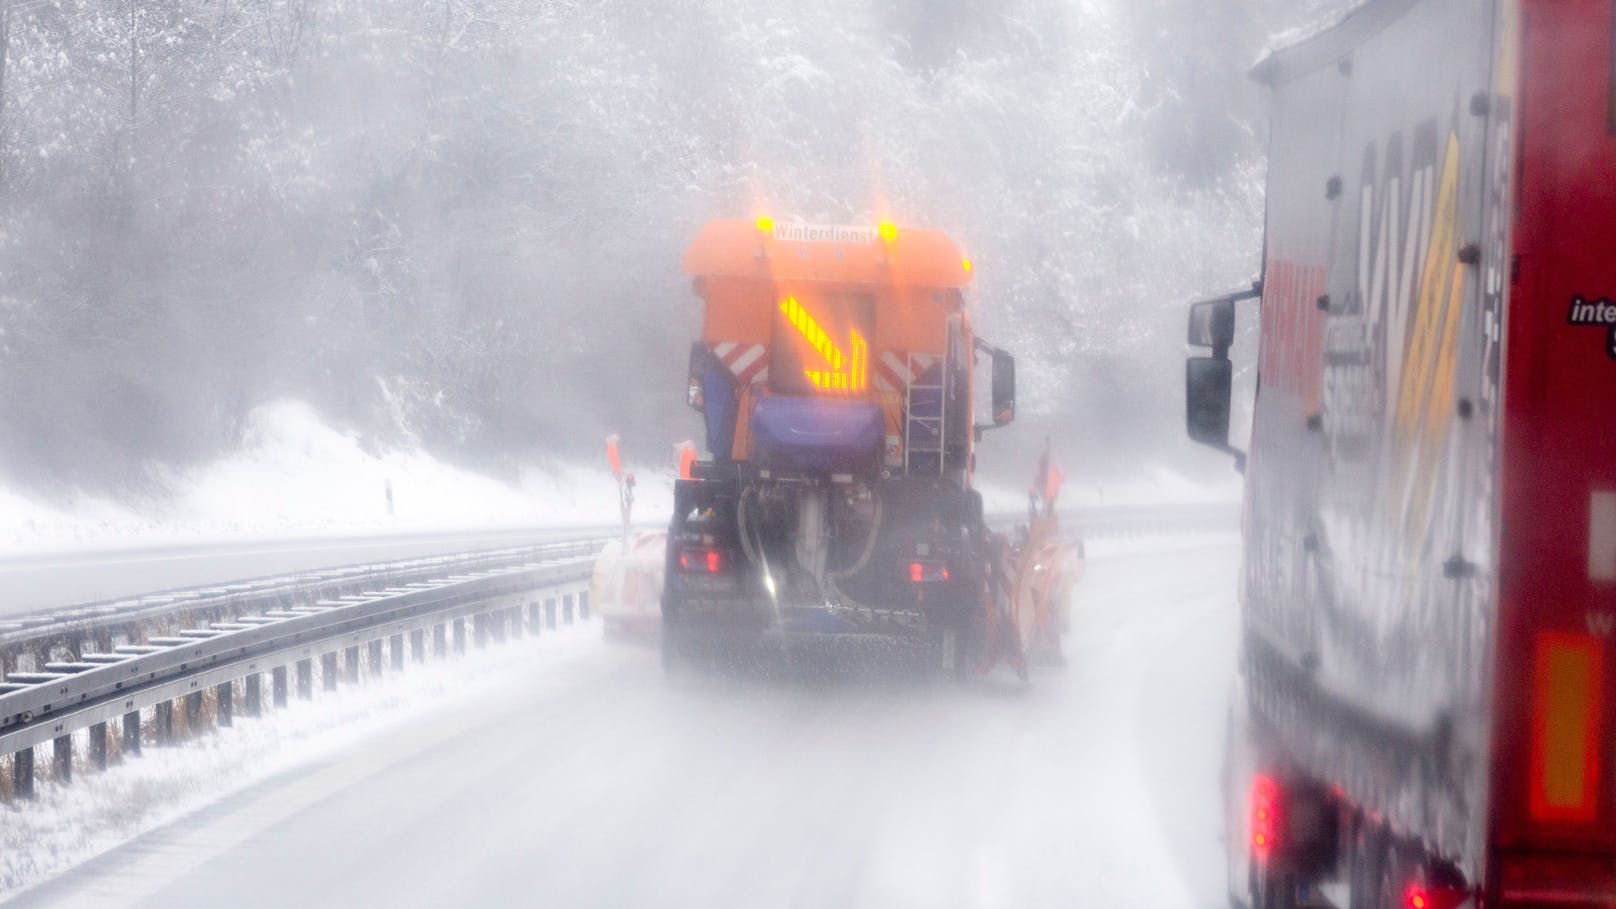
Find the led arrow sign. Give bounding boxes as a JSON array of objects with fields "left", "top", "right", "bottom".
[{"left": 779, "top": 295, "right": 868, "bottom": 392}]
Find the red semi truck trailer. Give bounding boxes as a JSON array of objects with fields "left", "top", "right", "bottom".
[{"left": 1183, "top": 1, "right": 1616, "bottom": 907}]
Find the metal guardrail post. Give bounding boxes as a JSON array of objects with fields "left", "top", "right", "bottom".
[
  {"left": 389, "top": 634, "right": 404, "bottom": 670},
  {"left": 186, "top": 691, "right": 204, "bottom": 732},
  {"left": 492, "top": 611, "right": 507, "bottom": 644},
  {"left": 14, "top": 747, "right": 34, "bottom": 799},
  {"left": 453, "top": 618, "right": 466, "bottom": 654},
  {"left": 321, "top": 653, "right": 338, "bottom": 691},
  {"left": 546, "top": 598, "right": 557, "bottom": 629},
  {"left": 90, "top": 722, "right": 108, "bottom": 770},
  {"left": 344, "top": 647, "right": 360, "bottom": 683},
  {"left": 367, "top": 640, "right": 383, "bottom": 676},
  {"left": 433, "top": 624, "right": 447, "bottom": 658},
  {"left": 155, "top": 701, "right": 174, "bottom": 745},
  {"left": 296, "top": 660, "right": 313, "bottom": 700},
  {"left": 245, "top": 674, "right": 262, "bottom": 717},
  {"left": 410, "top": 629, "right": 425, "bottom": 663},
  {"left": 53, "top": 734, "right": 71, "bottom": 783},
  {"left": 216, "top": 683, "right": 233, "bottom": 728},
  {"left": 579, "top": 591, "right": 589, "bottom": 620},
  {"left": 509, "top": 607, "right": 523, "bottom": 639},
  {"left": 527, "top": 602, "right": 541, "bottom": 635},
  {"left": 473, "top": 613, "right": 487, "bottom": 649},
  {"left": 272, "top": 666, "right": 288, "bottom": 707},
  {"left": 563, "top": 594, "right": 575, "bottom": 625},
  {"left": 122, "top": 711, "right": 141, "bottom": 755}
]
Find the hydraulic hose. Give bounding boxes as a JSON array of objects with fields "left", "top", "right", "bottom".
[
  {"left": 827, "top": 488, "right": 882, "bottom": 581},
  {"left": 736, "top": 484, "right": 763, "bottom": 568}
]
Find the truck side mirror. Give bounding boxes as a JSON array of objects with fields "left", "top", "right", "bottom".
[
  {"left": 1182, "top": 284, "right": 1258, "bottom": 471},
  {"left": 991, "top": 349, "right": 1015, "bottom": 425},
  {"left": 1187, "top": 299, "right": 1235, "bottom": 355},
  {"left": 1186, "top": 357, "right": 1232, "bottom": 446}
]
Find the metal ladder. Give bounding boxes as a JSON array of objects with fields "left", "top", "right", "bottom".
[{"left": 903, "top": 352, "right": 945, "bottom": 475}]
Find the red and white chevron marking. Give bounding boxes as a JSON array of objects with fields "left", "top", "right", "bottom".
[
  {"left": 713, "top": 342, "right": 769, "bottom": 386},
  {"left": 874, "top": 352, "right": 941, "bottom": 393}
]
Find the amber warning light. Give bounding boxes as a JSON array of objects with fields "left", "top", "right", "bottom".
[{"left": 1528, "top": 631, "right": 1605, "bottom": 823}]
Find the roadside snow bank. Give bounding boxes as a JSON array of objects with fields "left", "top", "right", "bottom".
[
  {"left": 0, "top": 621, "right": 602, "bottom": 900},
  {"left": 0, "top": 400, "right": 671, "bottom": 555},
  {"left": 1, "top": 399, "right": 1232, "bottom": 555}
]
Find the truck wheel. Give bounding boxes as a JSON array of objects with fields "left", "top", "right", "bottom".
[
  {"left": 938, "top": 625, "right": 969, "bottom": 681},
  {"left": 944, "top": 604, "right": 985, "bottom": 681},
  {"left": 1252, "top": 866, "right": 1299, "bottom": 909},
  {"left": 661, "top": 627, "right": 686, "bottom": 677},
  {"left": 1370, "top": 845, "right": 1411, "bottom": 909},
  {"left": 1345, "top": 823, "right": 1384, "bottom": 909}
]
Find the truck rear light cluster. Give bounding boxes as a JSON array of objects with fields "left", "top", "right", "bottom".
[
  {"left": 908, "top": 561, "right": 950, "bottom": 584},
  {"left": 1250, "top": 774, "right": 1280, "bottom": 860},
  {"left": 679, "top": 549, "right": 723, "bottom": 574},
  {"left": 1403, "top": 883, "right": 1467, "bottom": 909},
  {"left": 1528, "top": 632, "right": 1605, "bottom": 823}
]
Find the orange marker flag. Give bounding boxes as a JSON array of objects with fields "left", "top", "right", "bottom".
[
  {"left": 606, "top": 434, "right": 622, "bottom": 478},
  {"left": 676, "top": 441, "right": 697, "bottom": 480}
]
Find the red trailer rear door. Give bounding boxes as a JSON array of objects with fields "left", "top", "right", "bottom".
[{"left": 1495, "top": 0, "right": 1616, "bottom": 901}]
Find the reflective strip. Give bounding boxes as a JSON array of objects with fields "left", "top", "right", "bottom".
[
  {"left": 729, "top": 344, "right": 765, "bottom": 376},
  {"left": 875, "top": 352, "right": 941, "bottom": 393},
  {"left": 1529, "top": 632, "right": 1605, "bottom": 822},
  {"left": 880, "top": 352, "right": 913, "bottom": 387},
  {"left": 713, "top": 342, "right": 768, "bottom": 386},
  {"left": 1589, "top": 490, "right": 1616, "bottom": 581}
]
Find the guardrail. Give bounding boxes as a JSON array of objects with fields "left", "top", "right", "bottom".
[
  {"left": 0, "top": 538, "right": 609, "bottom": 677},
  {"left": 0, "top": 542, "right": 603, "bottom": 800}
]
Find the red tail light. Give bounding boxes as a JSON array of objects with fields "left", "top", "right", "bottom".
[
  {"left": 1251, "top": 774, "right": 1280, "bottom": 860},
  {"left": 679, "top": 549, "right": 723, "bottom": 574},
  {"left": 907, "top": 560, "right": 951, "bottom": 584},
  {"left": 1403, "top": 883, "right": 1467, "bottom": 909}
]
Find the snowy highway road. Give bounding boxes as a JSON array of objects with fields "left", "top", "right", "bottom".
[{"left": 13, "top": 534, "right": 1240, "bottom": 909}]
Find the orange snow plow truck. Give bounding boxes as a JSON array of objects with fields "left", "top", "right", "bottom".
[
  {"left": 662, "top": 218, "right": 1020, "bottom": 675},
  {"left": 1184, "top": 1, "right": 1616, "bottom": 907}
]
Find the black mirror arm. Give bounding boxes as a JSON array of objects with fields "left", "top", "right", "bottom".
[
  {"left": 1219, "top": 443, "right": 1247, "bottom": 474},
  {"left": 1196, "top": 281, "right": 1263, "bottom": 309},
  {"left": 971, "top": 337, "right": 1003, "bottom": 358}
]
